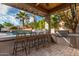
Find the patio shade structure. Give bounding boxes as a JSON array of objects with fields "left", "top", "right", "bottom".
[
  {"left": 3, "top": 3, "right": 79, "bottom": 48},
  {"left": 4, "top": 3, "right": 71, "bottom": 16},
  {"left": 3, "top": 3, "right": 71, "bottom": 33}
]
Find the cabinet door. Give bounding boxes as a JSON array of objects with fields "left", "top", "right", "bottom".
[
  {"left": 56, "top": 37, "right": 70, "bottom": 46},
  {"left": 76, "top": 36, "right": 79, "bottom": 49}
]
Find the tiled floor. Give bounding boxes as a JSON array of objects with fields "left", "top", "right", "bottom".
[
  {"left": 28, "top": 44, "right": 79, "bottom": 56},
  {"left": 0, "top": 40, "right": 79, "bottom": 56}
]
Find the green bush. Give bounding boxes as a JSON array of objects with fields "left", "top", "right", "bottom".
[{"left": 10, "top": 26, "right": 18, "bottom": 30}]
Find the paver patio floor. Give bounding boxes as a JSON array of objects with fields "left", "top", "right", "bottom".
[{"left": 0, "top": 41, "right": 79, "bottom": 56}]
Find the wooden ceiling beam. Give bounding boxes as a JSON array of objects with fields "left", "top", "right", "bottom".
[
  {"left": 35, "top": 3, "right": 40, "bottom": 6},
  {"left": 27, "top": 4, "right": 49, "bottom": 13},
  {"left": 48, "top": 3, "right": 71, "bottom": 14}
]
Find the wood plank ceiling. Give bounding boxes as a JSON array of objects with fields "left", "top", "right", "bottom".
[
  {"left": 3, "top": 3, "right": 70, "bottom": 16},
  {"left": 27, "top": 3, "right": 63, "bottom": 13},
  {"left": 31, "top": 3, "right": 62, "bottom": 10}
]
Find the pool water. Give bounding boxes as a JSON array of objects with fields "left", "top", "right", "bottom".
[{"left": 7, "top": 30, "right": 32, "bottom": 35}]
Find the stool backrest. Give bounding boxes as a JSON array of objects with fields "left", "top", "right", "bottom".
[{"left": 15, "top": 31, "right": 26, "bottom": 41}]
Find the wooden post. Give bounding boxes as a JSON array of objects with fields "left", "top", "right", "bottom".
[
  {"left": 45, "top": 14, "right": 51, "bottom": 34},
  {"left": 45, "top": 14, "right": 56, "bottom": 43},
  {"left": 70, "top": 3, "right": 77, "bottom": 48}
]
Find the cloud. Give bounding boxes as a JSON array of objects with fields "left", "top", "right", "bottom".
[
  {"left": 0, "top": 4, "right": 43, "bottom": 26},
  {"left": 0, "top": 4, "right": 20, "bottom": 26},
  {"left": 29, "top": 16, "right": 34, "bottom": 22},
  {"left": 0, "top": 4, "right": 10, "bottom": 14},
  {"left": 0, "top": 14, "right": 20, "bottom": 26},
  {"left": 8, "top": 15, "right": 20, "bottom": 25}
]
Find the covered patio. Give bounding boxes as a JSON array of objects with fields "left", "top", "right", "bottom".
[{"left": 0, "top": 3, "right": 79, "bottom": 56}]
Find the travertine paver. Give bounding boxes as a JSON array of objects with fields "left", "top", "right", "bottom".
[{"left": 0, "top": 41, "right": 79, "bottom": 56}]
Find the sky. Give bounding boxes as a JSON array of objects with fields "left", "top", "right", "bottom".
[{"left": 0, "top": 4, "right": 43, "bottom": 26}]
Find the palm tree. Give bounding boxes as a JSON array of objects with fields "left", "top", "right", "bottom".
[
  {"left": 31, "top": 14, "right": 37, "bottom": 29},
  {"left": 38, "top": 19, "right": 45, "bottom": 29},
  {"left": 28, "top": 14, "right": 45, "bottom": 30},
  {"left": 16, "top": 11, "right": 29, "bottom": 26},
  {"left": 51, "top": 14, "right": 60, "bottom": 32}
]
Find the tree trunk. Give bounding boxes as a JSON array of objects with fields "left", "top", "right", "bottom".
[{"left": 22, "top": 20, "right": 25, "bottom": 26}]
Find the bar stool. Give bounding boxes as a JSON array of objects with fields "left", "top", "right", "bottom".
[
  {"left": 31, "top": 32, "right": 38, "bottom": 48},
  {"left": 31, "top": 32, "right": 37, "bottom": 47},
  {"left": 42, "top": 34, "right": 47, "bottom": 47},
  {"left": 26, "top": 33, "right": 37, "bottom": 54},
  {"left": 47, "top": 34, "right": 52, "bottom": 43},
  {"left": 13, "top": 33, "right": 27, "bottom": 56},
  {"left": 39, "top": 32, "right": 44, "bottom": 45},
  {"left": 36, "top": 34, "right": 45, "bottom": 49}
]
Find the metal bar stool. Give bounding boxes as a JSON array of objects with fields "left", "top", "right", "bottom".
[
  {"left": 47, "top": 34, "right": 52, "bottom": 43},
  {"left": 42, "top": 34, "right": 47, "bottom": 47},
  {"left": 31, "top": 32, "right": 38, "bottom": 49},
  {"left": 13, "top": 33, "right": 27, "bottom": 56},
  {"left": 38, "top": 32, "right": 44, "bottom": 45},
  {"left": 36, "top": 34, "right": 45, "bottom": 49},
  {"left": 26, "top": 33, "right": 37, "bottom": 54}
]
